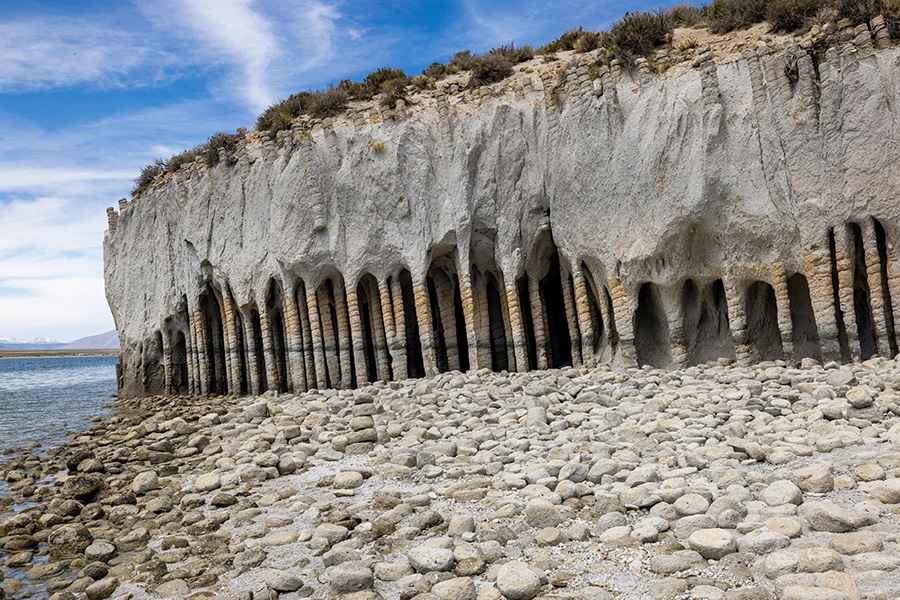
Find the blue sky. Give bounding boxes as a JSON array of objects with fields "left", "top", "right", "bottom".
[{"left": 0, "top": 0, "right": 678, "bottom": 342}]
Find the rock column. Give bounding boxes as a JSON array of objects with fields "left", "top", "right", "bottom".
[
  {"left": 528, "top": 278, "right": 549, "bottom": 369},
  {"left": 259, "top": 308, "right": 280, "bottom": 391},
  {"left": 608, "top": 278, "right": 635, "bottom": 366},
  {"left": 475, "top": 277, "right": 492, "bottom": 369},
  {"left": 297, "top": 285, "right": 317, "bottom": 389},
  {"left": 561, "top": 271, "right": 583, "bottom": 367},
  {"left": 804, "top": 247, "right": 842, "bottom": 361},
  {"left": 283, "top": 288, "right": 307, "bottom": 392},
  {"left": 192, "top": 308, "right": 210, "bottom": 395},
  {"left": 435, "top": 277, "right": 460, "bottom": 371},
  {"left": 458, "top": 272, "right": 483, "bottom": 370},
  {"left": 370, "top": 291, "right": 390, "bottom": 381},
  {"left": 668, "top": 300, "right": 688, "bottom": 370},
  {"left": 723, "top": 278, "right": 751, "bottom": 366},
  {"left": 500, "top": 283, "right": 517, "bottom": 371},
  {"left": 505, "top": 281, "right": 529, "bottom": 372},
  {"left": 572, "top": 269, "right": 594, "bottom": 366},
  {"left": 346, "top": 285, "right": 368, "bottom": 386},
  {"left": 241, "top": 310, "right": 260, "bottom": 395},
  {"left": 771, "top": 265, "right": 795, "bottom": 359},
  {"left": 334, "top": 284, "right": 354, "bottom": 388},
  {"left": 413, "top": 278, "right": 438, "bottom": 376},
  {"left": 833, "top": 226, "right": 860, "bottom": 361},
  {"left": 185, "top": 322, "right": 197, "bottom": 395},
  {"left": 161, "top": 329, "right": 173, "bottom": 395},
  {"left": 306, "top": 286, "right": 328, "bottom": 389},
  {"left": 346, "top": 393, "right": 378, "bottom": 455},
  {"left": 388, "top": 277, "right": 409, "bottom": 380},
  {"left": 378, "top": 279, "right": 399, "bottom": 380},
  {"left": 862, "top": 219, "right": 891, "bottom": 356},
  {"left": 222, "top": 293, "right": 241, "bottom": 394}
]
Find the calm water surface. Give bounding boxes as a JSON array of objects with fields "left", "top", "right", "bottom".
[{"left": 0, "top": 355, "right": 117, "bottom": 454}]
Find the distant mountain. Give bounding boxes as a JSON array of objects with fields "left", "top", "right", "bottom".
[
  {"left": 65, "top": 330, "right": 120, "bottom": 349},
  {"left": 0, "top": 330, "right": 119, "bottom": 351}
]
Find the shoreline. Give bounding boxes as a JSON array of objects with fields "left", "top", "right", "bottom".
[
  {"left": 0, "top": 350, "right": 118, "bottom": 359},
  {"left": 4, "top": 360, "right": 900, "bottom": 599}
]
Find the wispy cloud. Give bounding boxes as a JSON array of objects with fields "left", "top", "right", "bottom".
[{"left": 0, "top": 16, "right": 173, "bottom": 91}]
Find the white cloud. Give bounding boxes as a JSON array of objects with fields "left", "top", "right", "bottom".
[
  {"left": 0, "top": 17, "right": 172, "bottom": 91},
  {"left": 0, "top": 168, "right": 133, "bottom": 193}
]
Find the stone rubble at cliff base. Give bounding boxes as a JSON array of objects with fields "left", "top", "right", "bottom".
[{"left": 6, "top": 357, "right": 900, "bottom": 599}]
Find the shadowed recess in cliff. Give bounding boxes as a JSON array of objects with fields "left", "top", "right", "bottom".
[
  {"left": 746, "top": 281, "right": 783, "bottom": 361},
  {"left": 787, "top": 273, "right": 821, "bottom": 361},
  {"left": 266, "top": 279, "right": 290, "bottom": 393},
  {"left": 635, "top": 282, "right": 671, "bottom": 368},
  {"left": 849, "top": 222, "right": 878, "bottom": 360},
  {"left": 200, "top": 284, "right": 227, "bottom": 395},
  {"left": 874, "top": 217, "right": 899, "bottom": 357},
  {"left": 681, "top": 278, "right": 734, "bottom": 366},
  {"left": 398, "top": 270, "right": 425, "bottom": 379}
]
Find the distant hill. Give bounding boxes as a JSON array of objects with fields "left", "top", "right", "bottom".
[
  {"left": 0, "top": 330, "right": 119, "bottom": 351},
  {"left": 65, "top": 330, "right": 120, "bottom": 349}
]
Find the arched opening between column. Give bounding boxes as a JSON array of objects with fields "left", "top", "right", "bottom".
[
  {"left": 200, "top": 286, "right": 227, "bottom": 394},
  {"left": 787, "top": 273, "right": 821, "bottom": 361},
  {"left": 828, "top": 228, "right": 851, "bottom": 362},
  {"left": 745, "top": 281, "right": 783, "bottom": 361},
  {"left": 266, "top": 280, "right": 289, "bottom": 392},
  {"left": 849, "top": 223, "right": 877, "bottom": 360},
  {"left": 356, "top": 275, "right": 382, "bottom": 384},
  {"left": 399, "top": 269, "right": 425, "bottom": 378},
  {"left": 172, "top": 330, "right": 188, "bottom": 393},
  {"left": 230, "top": 291, "right": 248, "bottom": 394},
  {"left": 581, "top": 264, "right": 606, "bottom": 356},
  {"left": 874, "top": 218, "right": 898, "bottom": 356},
  {"left": 682, "top": 279, "right": 734, "bottom": 366},
  {"left": 486, "top": 274, "right": 509, "bottom": 372},
  {"left": 635, "top": 282, "right": 671, "bottom": 368},
  {"left": 517, "top": 276, "right": 537, "bottom": 371},
  {"left": 249, "top": 307, "right": 268, "bottom": 392}
]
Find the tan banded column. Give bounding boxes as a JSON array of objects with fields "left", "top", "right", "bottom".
[
  {"left": 369, "top": 290, "right": 390, "bottom": 381},
  {"left": 413, "top": 278, "right": 439, "bottom": 376},
  {"left": 528, "top": 278, "right": 549, "bottom": 370},
  {"left": 833, "top": 226, "right": 860, "bottom": 361},
  {"left": 458, "top": 272, "right": 482, "bottom": 370},
  {"left": 608, "top": 278, "right": 636, "bottom": 366},
  {"left": 346, "top": 285, "right": 368, "bottom": 385},
  {"left": 572, "top": 269, "right": 595, "bottom": 365},
  {"left": 723, "top": 278, "right": 751, "bottom": 366},
  {"left": 185, "top": 322, "right": 197, "bottom": 395},
  {"left": 259, "top": 308, "right": 280, "bottom": 391},
  {"left": 378, "top": 279, "right": 400, "bottom": 379},
  {"left": 862, "top": 219, "right": 890, "bottom": 356},
  {"left": 162, "top": 329, "right": 173, "bottom": 395},
  {"left": 297, "top": 285, "right": 317, "bottom": 389},
  {"left": 804, "top": 247, "right": 842, "bottom": 361},
  {"left": 283, "top": 289, "right": 307, "bottom": 392},
  {"left": 241, "top": 310, "right": 260, "bottom": 395},
  {"left": 222, "top": 293, "right": 241, "bottom": 394},
  {"left": 193, "top": 308, "right": 210, "bottom": 395},
  {"left": 771, "top": 265, "right": 795, "bottom": 359},
  {"left": 389, "top": 277, "right": 409, "bottom": 380},
  {"left": 561, "top": 271, "right": 583, "bottom": 367},
  {"left": 306, "top": 286, "right": 328, "bottom": 389},
  {"left": 668, "top": 300, "right": 688, "bottom": 370},
  {"left": 334, "top": 284, "right": 354, "bottom": 388},
  {"left": 500, "top": 282, "right": 517, "bottom": 371},
  {"left": 435, "top": 276, "right": 460, "bottom": 371},
  {"left": 504, "top": 281, "right": 529, "bottom": 372}
]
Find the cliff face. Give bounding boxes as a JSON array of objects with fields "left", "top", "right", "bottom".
[{"left": 104, "top": 33, "right": 900, "bottom": 399}]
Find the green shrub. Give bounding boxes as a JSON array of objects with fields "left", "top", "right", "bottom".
[
  {"left": 491, "top": 43, "right": 535, "bottom": 63},
  {"left": 165, "top": 148, "right": 200, "bottom": 173},
  {"left": 767, "top": 0, "right": 821, "bottom": 31},
  {"left": 573, "top": 31, "right": 608, "bottom": 52},
  {"left": 364, "top": 67, "right": 407, "bottom": 96},
  {"left": 204, "top": 132, "right": 240, "bottom": 166},
  {"left": 705, "top": 0, "right": 769, "bottom": 33},
  {"left": 306, "top": 87, "right": 348, "bottom": 118},
  {"left": 256, "top": 92, "right": 311, "bottom": 134},
  {"left": 667, "top": 4, "right": 706, "bottom": 27},
  {"left": 541, "top": 28, "right": 585, "bottom": 53},
  {"left": 609, "top": 11, "right": 673, "bottom": 61},
  {"left": 133, "top": 159, "right": 166, "bottom": 196},
  {"left": 379, "top": 78, "right": 409, "bottom": 108},
  {"left": 469, "top": 52, "right": 514, "bottom": 87},
  {"left": 450, "top": 50, "right": 476, "bottom": 72},
  {"left": 836, "top": 0, "right": 881, "bottom": 21},
  {"left": 422, "top": 62, "right": 451, "bottom": 79}
]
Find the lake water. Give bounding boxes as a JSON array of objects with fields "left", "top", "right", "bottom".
[{"left": 0, "top": 355, "right": 118, "bottom": 454}]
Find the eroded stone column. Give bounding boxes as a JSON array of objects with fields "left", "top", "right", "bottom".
[
  {"left": 833, "top": 226, "right": 860, "bottom": 361},
  {"left": 804, "top": 248, "right": 842, "bottom": 361},
  {"left": 862, "top": 219, "right": 890, "bottom": 357},
  {"left": 388, "top": 277, "right": 409, "bottom": 380},
  {"left": 608, "top": 278, "right": 636, "bottom": 366},
  {"left": 561, "top": 271, "right": 583, "bottom": 367},
  {"left": 458, "top": 272, "right": 482, "bottom": 370},
  {"left": 771, "top": 264, "right": 795, "bottom": 359},
  {"left": 193, "top": 308, "right": 210, "bottom": 395},
  {"left": 259, "top": 308, "right": 280, "bottom": 391},
  {"left": 413, "top": 278, "right": 438, "bottom": 376},
  {"left": 434, "top": 277, "right": 460, "bottom": 371},
  {"left": 162, "top": 329, "right": 173, "bottom": 395},
  {"left": 241, "top": 309, "right": 260, "bottom": 395},
  {"left": 306, "top": 286, "right": 328, "bottom": 389},
  {"left": 572, "top": 269, "right": 594, "bottom": 366},
  {"left": 283, "top": 288, "right": 307, "bottom": 392},
  {"left": 378, "top": 279, "right": 399, "bottom": 380},
  {"left": 667, "top": 299, "right": 688, "bottom": 370},
  {"left": 500, "top": 283, "right": 517, "bottom": 371},
  {"left": 474, "top": 277, "right": 492, "bottom": 369},
  {"left": 210, "top": 308, "right": 227, "bottom": 394},
  {"left": 346, "top": 285, "right": 368, "bottom": 385},
  {"left": 222, "top": 293, "right": 241, "bottom": 395},
  {"left": 723, "top": 278, "right": 751, "bottom": 366},
  {"left": 297, "top": 285, "right": 317, "bottom": 389},
  {"left": 185, "top": 323, "right": 197, "bottom": 395},
  {"left": 370, "top": 291, "right": 391, "bottom": 381},
  {"left": 334, "top": 284, "right": 354, "bottom": 388},
  {"left": 528, "top": 278, "right": 549, "bottom": 370},
  {"left": 504, "top": 281, "right": 529, "bottom": 372}
]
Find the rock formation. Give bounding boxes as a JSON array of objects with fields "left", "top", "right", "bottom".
[{"left": 104, "top": 21, "right": 900, "bottom": 398}]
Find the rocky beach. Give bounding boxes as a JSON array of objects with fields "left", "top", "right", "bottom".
[{"left": 5, "top": 357, "right": 900, "bottom": 600}]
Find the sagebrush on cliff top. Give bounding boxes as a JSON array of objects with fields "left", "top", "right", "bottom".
[{"left": 131, "top": 0, "right": 900, "bottom": 197}]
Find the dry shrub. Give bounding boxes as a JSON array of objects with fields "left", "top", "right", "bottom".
[
  {"left": 705, "top": 0, "right": 769, "bottom": 33},
  {"left": 609, "top": 11, "right": 673, "bottom": 62}
]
